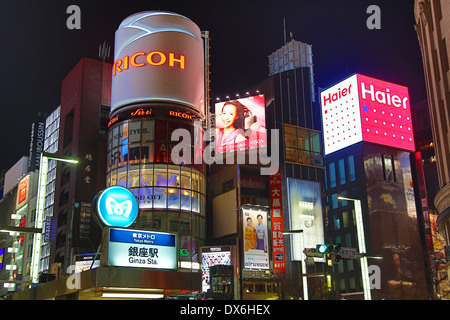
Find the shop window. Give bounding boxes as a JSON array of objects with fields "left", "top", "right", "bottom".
[
  {"left": 141, "top": 120, "right": 154, "bottom": 141},
  {"left": 140, "top": 165, "right": 154, "bottom": 187},
  {"left": 117, "top": 166, "right": 128, "bottom": 187},
  {"left": 127, "top": 165, "right": 140, "bottom": 188},
  {"left": 129, "top": 121, "right": 141, "bottom": 143}
]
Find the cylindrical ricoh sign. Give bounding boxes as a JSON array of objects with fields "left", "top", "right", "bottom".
[{"left": 111, "top": 11, "right": 204, "bottom": 117}]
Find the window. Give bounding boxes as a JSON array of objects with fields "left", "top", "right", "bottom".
[
  {"left": 338, "top": 159, "right": 346, "bottom": 185},
  {"left": 382, "top": 154, "right": 395, "bottom": 182},
  {"left": 329, "top": 162, "right": 337, "bottom": 188},
  {"left": 348, "top": 155, "right": 356, "bottom": 182},
  {"left": 284, "top": 125, "right": 323, "bottom": 167}
]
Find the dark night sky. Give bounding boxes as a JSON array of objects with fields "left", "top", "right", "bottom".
[{"left": 0, "top": 0, "right": 426, "bottom": 171}]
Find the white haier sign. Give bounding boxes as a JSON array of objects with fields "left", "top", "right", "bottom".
[{"left": 107, "top": 228, "right": 177, "bottom": 270}]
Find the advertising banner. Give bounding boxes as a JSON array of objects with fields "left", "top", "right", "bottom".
[
  {"left": 321, "top": 74, "right": 414, "bottom": 155},
  {"left": 242, "top": 206, "right": 269, "bottom": 270},
  {"left": 201, "top": 246, "right": 232, "bottom": 292},
  {"left": 270, "top": 168, "right": 285, "bottom": 273},
  {"left": 287, "top": 178, "right": 324, "bottom": 261},
  {"left": 215, "top": 95, "right": 267, "bottom": 153},
  {"left": 107, "top": 228, "right": 177, "bottom": 270},
  {"left": 111, "top": 11, "right": 204, "bottom": 116}
]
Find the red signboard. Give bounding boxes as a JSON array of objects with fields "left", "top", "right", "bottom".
[
  {"left": 16, "top": 175, "right": 29, "bottom": 209},
  {"left": 270, "top": 168, "right": 285, "bottom": 273}
]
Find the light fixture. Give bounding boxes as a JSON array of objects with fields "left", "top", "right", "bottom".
[{"left": 30, "top": 152, "right": 79, "bottom": 284}]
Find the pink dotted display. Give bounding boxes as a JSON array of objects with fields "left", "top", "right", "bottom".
[{"left": 321, "top": 74, "right": 415, "bottom": 155}]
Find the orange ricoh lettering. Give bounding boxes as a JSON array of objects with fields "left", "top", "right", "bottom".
[{"left": 113, "top": 50, "right": 186, "bottom": 77}]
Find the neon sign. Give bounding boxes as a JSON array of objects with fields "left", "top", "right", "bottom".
[
  {"left": 169, "top": 110, "right": 192, "bottom": 120},
  {"left": 113, "top": 51, "right": 186, "bottom": 77},
  {"left": 321, "top": 74, "right": 415, "bottom": 155}
]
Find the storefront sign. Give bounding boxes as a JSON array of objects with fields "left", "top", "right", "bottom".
[{"left": 107, "top": 228, "right": 177, "bottom": 270}]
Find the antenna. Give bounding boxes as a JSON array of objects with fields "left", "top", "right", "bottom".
[
  {"left": 98, "top": 41, "right": 111, "bottom": 62},
  {"left": 283, "top": 17, "right": 287, "bottom": 44}
]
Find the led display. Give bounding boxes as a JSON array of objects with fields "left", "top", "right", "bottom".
[
  {"left": 321, "top": 74, "right": 415, "bottom": 155},
  {"left": 214, "top": 95, "right": 267, "bottom": 153},
  {"left": 201, "top": 246, "right": 232, "bottom": 292}
]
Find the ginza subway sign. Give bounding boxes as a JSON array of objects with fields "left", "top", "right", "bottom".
[{"left": 113, "top": 50, "right": 186, "bottom": 77}]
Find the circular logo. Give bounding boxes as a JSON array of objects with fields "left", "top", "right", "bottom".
[{"left": 94, "top": 186, "right": 139, "bottom": 228}]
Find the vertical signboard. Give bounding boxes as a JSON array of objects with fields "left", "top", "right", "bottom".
[
  {"left": 287, "top": 178, "right": 324, "bottom": 261},
  {"left": 242, "top": 206, "right": 269, "bottom": 270},
  {"left": 16, "top": 175, "right": 30, "bottom": 209},
  {"left": 270, "top": 168, "right": 285, "bottom": 273}
]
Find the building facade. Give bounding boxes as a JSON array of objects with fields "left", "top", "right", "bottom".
[
  {"left": 50, "top": 58, "right": 111, "bottom": 275},
  {"left": 321, "top": 74, "right": 431, "bottom": 299},
  {"left": 414, "top": 1, "right": 450, "bottom": 275}
]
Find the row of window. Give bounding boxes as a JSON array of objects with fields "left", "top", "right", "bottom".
[
  {"left": 107, "top": 164, "right": 206, "bottom": 193},
  {"left": 326, "top": 155, "right": 356, "bottom": 188},
  {"left": 108, "top": 119, "right": 203, "bottom": 151},
  {"left": 107, "top": 143, "right": 204, "bottom": 171},
  {"left": 284, "top": 124, "right": 323, "bottom": 167},
  {"left": 133, "top": 211, "right": 206, "bottom": 241}
]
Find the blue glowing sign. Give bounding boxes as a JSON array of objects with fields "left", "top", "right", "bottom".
[{"left": 95, "top": 186, "right": 139, "bottom": 228}]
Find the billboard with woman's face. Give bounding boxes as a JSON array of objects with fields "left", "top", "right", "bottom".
[{"left": 214, "top": 95, "right": 267, "bottom": 153}]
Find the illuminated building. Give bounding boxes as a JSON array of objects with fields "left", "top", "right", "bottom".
[
  {"left": 206, "top": 39, "right": 326, "bottom": 300},
  {"left": 321, "top": 74, "right": 431, "bottom": 299},
  {"left": 104, "top": 11, "right": 207, "bottom": 296},
  {"left": 414, "top": 0, "right": 450, "bottom": 298},
  {"left": 48, "top": 57, "right": 111, "bottom": 276}
]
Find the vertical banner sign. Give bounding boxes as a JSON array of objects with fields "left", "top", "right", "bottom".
[
  {"left": 242, "top": 206, "right": 269, "bottom": 270},
  {"left": 270, "top": 168, "right": 285, "bottom": 273}
]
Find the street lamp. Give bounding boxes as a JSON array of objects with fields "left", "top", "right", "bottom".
[
  {"left": 30, "top": 152, "right": 79, "bottom": 284},
  {"left": 337, "top": 195, "right": 371, "bottom": 300},
  {"left": 282, "top": 229, "right": 308, "bottom": 300}
]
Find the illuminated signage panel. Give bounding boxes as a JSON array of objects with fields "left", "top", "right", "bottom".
[
  {"left": 201, "top": 246, "right": 232, "bottom": 292},
  {"left": 107, "top": 228, "right": 177, "bottom": 270},
  {"left": 111, "top": 11, "right": 204, "bottom": 116},
  {"left": 287, "top": 178, "right": 324, "bottom": 261},
  {"left": 321, "top": 74, "right": 415, "bottom": 155},
  {"left": 242, "top": 206, "right": 269, "bottom": 270},
  {"left": 94, "top": 186, "right": 139, "bottom": 228},
  {"left": 16, "top": 175, "right": 30, "bottom": 209},
  {"left": 214, "top": 95, "right": 267, "bottom": 153}
]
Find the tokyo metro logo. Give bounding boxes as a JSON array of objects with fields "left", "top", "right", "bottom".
[
  {"left": 94, "top": 186, "right": 139, "bottom": 228},
  {"left": 105, "top": 197, "right": 133, "bottom": 218}
]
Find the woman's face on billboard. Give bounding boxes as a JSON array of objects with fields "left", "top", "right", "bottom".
[{"left": 220, "top": 104, "right": 239, "bottom": 129}]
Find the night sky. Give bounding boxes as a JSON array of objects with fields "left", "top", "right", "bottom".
[{"left": 1, "top": 0, "right": 426, "bottom": 172}]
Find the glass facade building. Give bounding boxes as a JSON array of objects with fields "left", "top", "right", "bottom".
[{"left": 106, "top": 108, "right": 207, "bottom": 269}]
